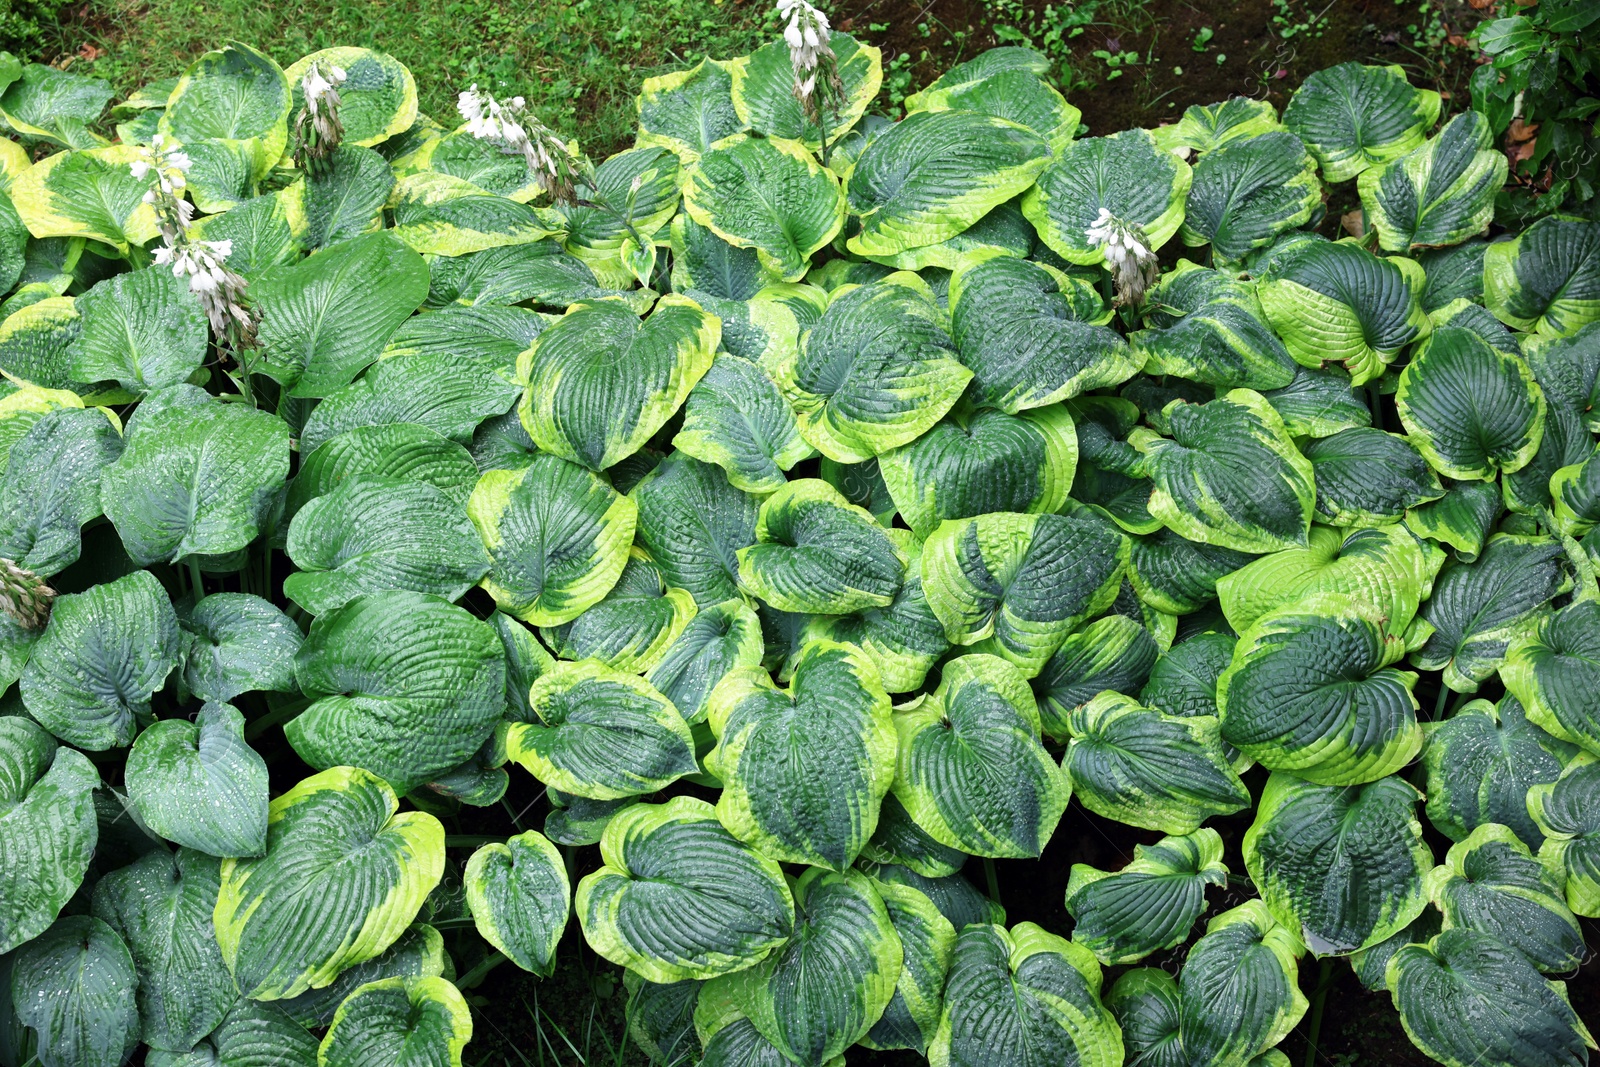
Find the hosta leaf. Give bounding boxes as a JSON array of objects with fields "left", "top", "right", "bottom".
[
  {"left": 892, "top": 654, "right": 1070, "bottom": 858},
  {"left": 847, "top": 109, "right": 1048, "bottom": 258},
  {"left": 737, "top": 478, "right": 902, "bottom": 614},
  {"left": 0, "top": 717, "right": 98, "bottom": 954},
  {"left": 286, "top": 423, "right": 479, "bottom": 527},
  {"left": 682, "top": 137, "right": 844, "bottom": 281},
  {"left": 126, "top": 702, "right": 269, "bottom": 858},
  {"left": 394, "top": 128, "right": 542, "bottom": 203},
  {"left": 382, "top": 304, "right": 547, "bottom": 385},
  {"left": 101, "top": 390, "right": 289, "bottom": 565},
  {"left": 575, "top": 796, "right": 795, "bottom": 982},
  {"left": 294, "top": 145, "right": 394, "bottom": 248},
  {"left": 1175, "top": 900, "right": 1307, "bottom": 1066},
  {"left": 924, "top": 508, "right": 1127, "bottom": 675},
  {"left": 630, "top": 453, "right": 757, "bottom": 607},
  {"left": 1217, "top": 523, "right": 1439, "bottom": 637},
  {"left": 670, "top": 213, "right": 780, "bottom": 300},
  {"left": 1181, "top": 131, "right": 1320, "bottom": 262},
  {"left": 672, "top": 354, "right": 813, "bottom": 494},
  {"left": 470, "top": 408, "right": 540, "bottom": 473},
  {"left": 0, "top": 406, "right": 121, "bottom": 577},
  {"left": 180, "top": 137, "right": 261, "bottom": 213},
  {"left": 1104, "top": 969, "right": 1184, "bottom": 1067},
  {"left": 465, "top": 829, "right": 569, "bottom": 976},
  {"left": 1358, "top": 110, "right": 1506, "bottom": 252},
  {"left": 1388, "top": 930, "right": 1596, "bottom": 1067},
  {"left": 1528, "top": 755, "right": 1600, "bottom": 915},
  {"left": 865, "top": 863, "right": 1005, "bottom": 929},
  {"left": 1135, "top": 388, "right": 1315, "bottom": 553},
  {"left": 542, "top": 553, "right": 696, "bottom": 673},
  {"left": 10, "top": 915, "right": 138, "bottom": 1067},
  {"left": 284, "top": 47, "right": 417, "bottom": 147},
  {"left": 1256, "top": 237, "right": 1429, "bottom": 386},
  {"left": 1485, "top": 214, "right": 1600, "bottom": 338},
  {"left": 861, "top": 877, "right": 955, "bottom": 1054},
  {"left": 1243, "top": 772, "right": 1431, "bottom": 955},
  {"left": 693, "top": 994, "right": 821, "bottom": 1067},
  {"left": 288, "top": 590, "right": 505, "bottom": 792},
  {"left": 645, "top": 599, "right": 763, "bottom": 724},
  {"left": 929, "top": 922, "right": 1122, "bottom": 1067},
  {"left": 1218, "top": 594, "right": 1422, "bottom": 785},
  {"left": 1396, "top": 326, "right": 1544, "bottom": 480},
  {"left": 471, "top": 470, "right": 627, "bottom": 639},
  {"left": 1023, "top": 128, "right": 1192, "bottom": 266},
  {"left": 0, "top": 64, "right": 112, "bottom": 144},
  {"left": 1421, "top": 695, "right": 1573, "bottom": 848},
  {"left": 1282, "top": 62, "right": 1440, "bottom": 182},
  {"left": 1065, "top": 692, "right": 1251, "bottom": 834},
  {"left": 947, "top": 254, "right": 1139, "bottom": 412},
  {"left": 254, "top": 231, "right": 429, "bottom": 397},
  {"left": 148, "top": 998, "right": 319, "bottom": 1066},
  {"left": 1126, "top": 528, "right": 1253, "bottom": 616},
  {"left": 1140, "top": 629, "right": 1236, "bottom": 719},
  {"left": 1425, "top": 823, "right": 1584, "bottom": 973},
  {"left": 1032, "top": 615, "right": 1160, "bottom": 740},
  {"left": 1412, "top": 534, "right": 1568, "bottom": 692},
  {"left": 800, "top": 530, "right": 950, "bottom": 694},
  {"left": 1260, "top": 364, "right": 1371, "bottom": 438},
  {"left": 1065, "top": 828, "right": 1227, "bottom": 964},
  {"left": 1132, "top": 264, "right": 1297, "bottom": 390},
  {"left": 422, "top": 241, "right": 611, "bottom": 310},
  {"left": 904, "top": 46, "right": 1048, "bottom": 106},
  {"left": 909, "top": 68, "right": 1079, "bottom": 153},
  {"left": 68, "top": 266, "right": 207, "bottom": 393},
  {"left": 91, "top": 848, "right": 234, "bottom": 1053},
  {"left": 276, "top": 923, "right": 446, "bottom": 1029},
  {"left": 388, "top": 172, "right": 556, "bottom": 256},
  {"left": 1404, "top": 479, "right": 1502, "bottom": 561},
  {"left": 284, "top": 476, "right": 490, "bottom": 614},
  {"left": 505, "top": 660, "right": 695, "bottom": 799},
  {"left": 730, "top": 32, "right": 880, "bottom": 148},
  {"left": 773, "top": 272, "right": 970, "bottom": 462},
  {"left": 20, "top": 569, "right": 180, "bottom": 750},
  {"left": 864, "top": 199, "right": 1039, "bottom": 272},
  {"left": 1418, "top": 240, "right": 1489, "bottom": 311},
  {"left": 636, "top": 58, "right": 745, "bottom": 161},
  {"left": 860, "top": 794, "right": 967, "bottom": 878},
  {"left": 10, "top": 146, "right": 158, "bottom": 252},
  {"left": 518, "top": 295, "right": 717, "bottom": 471},
  {"left": 1151, "top": 96, "right": 1283, "bottom": 155},
  {"left": 554, "top": 147, "right": 680, "bottom": 287},
  {"left": 623, "top": 972, "right": 701, "bottom": 1067},
  {"left": 1302, "top": 426, "right": 1443, "bottom": 526},
  {"left": 879, "top": 404, "right": 1076, "bottom": 538},
  {"left": 160, "top": 42, "right": 290, "bottom": 167},
  {"left": 318, "top": 976, "right": 471, "bottom": 1067},
  {"left": 0, "top": 296, "right": 85, "bottom": 393},
  {"left": 215, "top": 766, "right": 443, "bottom": 1001},
  {"left": 1549, "top": 445, "right": 1600, "bottom": 536},
  {"left": 1504, "top": 598, "right": 1600, "bottom": 755},
  {"left": 705, "top": 640, "right": 894, "bottom": 869},
  {"left": 190, "top": 186, "right": 306, "bottom": 275}
]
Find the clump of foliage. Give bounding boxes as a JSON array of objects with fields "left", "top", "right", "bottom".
[{"left": 0, "top": 15, "right": 1596, "bottom": 1067}]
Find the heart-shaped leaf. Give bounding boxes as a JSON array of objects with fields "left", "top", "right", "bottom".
[
  {"left": 1359, "top": 110, "right": 1506, "bottom": 252},
  {"left": 1066, "top": 829, "right": 1228, "bottom": 966},
  {"left": 126, "top": 702, "right": 269, "bottom": 858},
  {"left": 317, "top": 976, "right": 471, "bottom": 1067},
  {"left": 1396, "top": 326, "right": 1545, "bottom": 480},
  {"left": 178, "top": 592, "right": 301, "bottom": 703},
  {"left": 465, "top": 830, "right": 570, "bottom": 976},
  {"left": 1023, "top": 128, "right": 1192, "bottom": 265},
  {"left": 0, "top": 405, "right": 122, "bottom": 577},
  {"left": 10, "top": 915, "right": 138, "bottom": 1067},
  {"left": 68, "top": 266, "right": 208, "bottom": 393},
  {"left": 1282, "top": 62, "right": 1440, "bottom": 182},
  {"left": 0, "top": 717, "right": 98, "bottom": 954},
  {"left": 683, "top": 137, "right": 844, "bottom": 281},
  {"left": 737, "top": 478, "right": 903, "bottom": 615}
]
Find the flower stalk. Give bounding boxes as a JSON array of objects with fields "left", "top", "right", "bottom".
[
  {"left": 294, "top": 60, "right": 347, "bottom": 177},
  {"left": 1085, "top": 207, "right": 1160, "bottom": 307},
  {"left": 0, "top": 558, "right": 53, "bottom": 630},
  {"left": 779, "top": 0, "right": 845, "bottom": 165}
]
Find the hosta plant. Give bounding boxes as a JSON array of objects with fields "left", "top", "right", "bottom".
[{"left": 0, "top": 19, "right": 1594, "bottom": 1067}]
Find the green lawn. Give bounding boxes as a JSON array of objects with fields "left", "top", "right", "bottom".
[{"left": 68, "top": 0, "right": 781, "bottom": 153}]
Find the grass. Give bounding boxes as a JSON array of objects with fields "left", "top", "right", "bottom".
[{"left": 52, "top": 0, "right": 781, "bottom": 154}]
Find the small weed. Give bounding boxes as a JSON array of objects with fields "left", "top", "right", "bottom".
[
  {"left": 1191, "top": 26, "right": 1214, "bottom": 52},
  {"left": 1271, "top": 0, "right": 1335, "bottom": 40}
]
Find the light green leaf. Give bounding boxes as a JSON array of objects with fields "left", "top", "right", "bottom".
[
  {"left": 1396, "top": 325, "right": 1544, "bottom": 480},
  {"left": 1066, "top": 828, "right": 1227, "bottom": 965},
  {"left": 848, "top": 109, "right": 1048, "bottom": 259},
  {"left": 284, "top": 475, "right": 490, "bottom": 614},
  {"left": 68, "top": 266, "right": 208, "bottom": 393},
  {"left": 575, "top": 796, "right": 794, "bottom": 982},
  {"left": 1065, "top": 692, "right": 1251, "bottom": 834},
  {"left": 0, "top": 717, "right": 98, "bottom": 954},
  {"left": 553, "top": 146, "right": 680, "bottom": 287},
  {"left": 736, "top": 477, "right": 903, "bottom": 614},
  {"left": 1151, "top": 97, "right": 1284, "bottom": 155},
  {"left": 630, "top": 452, "right": 757, "bottom": 607},
  {"left": 10, "top": 915, "right": 137, "bottom": 1067},
  {"left": 682, "top": 137, "right": 844, "bottom": 281},
  {"left": 929, "top": 922, "right": 1122, "bottom": 1067},
  {"left": 1528, "top": 755, "right": 1600, "bottom": 916},
  {"left": 518, "top": 294, "right": 717, "bottom": 471},
  {"left": 1282, "top": 62, "right": 1440, "bottom": 182},
  {"left": 285, "top": 423, "right": 478, "bottom": 531},
  {"left": 1243, "top": 772, "right": 1431, "bottom": 955},
  {"left": 9, "top": 146, "right": 158, "bottom": 252},
  {"left": 1132, "top": 263, "right": 1297, "bottom": 390},
  {"left": 160, "top": 42, "right": 290, "bottom": 171},
  {"left": 0, "top": 64, "right": 111, "bottom": 145},
  {"left": 1302, "top": 427, "right": 1443, "bottom": 527},
  {"left": 382, "top": 304, "right": 547, "bottom": 386},
  {"left": 1032, "top": 615, "right": 1160, "bottom": 741},
  {"left": 422, "top": 241, "right": 613, "bottom": 310},
  {"left": 1181, "top": 131, "right": 1320, "bottom": 262},
  {"left": 1387, "top": 929, "right": 1596, "bottom": 1067},
  {"left": 295, "top": 145, "right": 394, "bottom": 248},
  {"left": 1259, "top": 364, "right": 1371, "bottom": 438},
  {"left": 1126, "top": 528, "right": 1253, "bottom": 617},
  {"left": 910, "top": 68, "right": 1079, "bottom": 153},
  {"left": 0, "top": 296, "right": 85, "bottom": 393},
  {"left": 892, "top": 654, "right": 1069, "bottom": 857},
  {"left": 1504, "top": 599, "right": 1600, "bottom": 756},
  {"left": 468, "top": 455, "right": 636, "bottom": 626},
  {"left": 709, "top": 868, "right": 901, "bottom": 1066},
  {"left": 1134, "top": 388, "right": 1315, "bottom": 553},
  {"left": 773, "top": 272, "right": 971, "bottom": 461},
  {"left": 190, "top": 186, "right": 307, "bottom": 275},
  {"left": 1484, "top": 214, "right": 1600, "bottom": 338},
  {"left": 672, "top": 354, "right": 813, "bottom": 494},
  {"left": 20, "top": 569, "right": 180, "bottom": 750},
  {"left": 505, "top": 660, "right": 696, "bottom": 799},
  {"left": 126, "top": 702, "right": 269, "bottom": 858},
  {"left": 923, "top": 508, "right": 1128, "bottom": 675},
  {"left": 277, "top": 923, "right": 446, "bottom": 1030},
  {"left": 317, "top": 976, "right": 471, "bottom": 1067},
  {"left": 646, "top": 598, "right": 764, "bottom": 724},
  {"left": 1359, "top": 110, "right": 1505, "bottom": 252},
  {"left": 465, "top": 829, "right": 569, "bottom": 976},
  {"left": 388, "top": 172, "right": 557, "bottom": 257},
  {"left": 1022, "top": 128, "right": 1192, "bottom": 266},
  {"left": 635, "top": 58, "right": 745, "bottom": 162},
  {"left": 254, "top": 231, "right": 430, "bottom": 397},
  {"left": 706, "top": 640, "right": 894, "bottom": 869},
  {"left": 1405, "top": 479, "right": 1504, "bottom": 561},
  {"left": 0, "top": 406, "right": 121, "bottom": 577},
  {"left": 101, "top": 389, "right": 290, "bottom": 565},
  {"left": 1218, "top": 593, "right": 1422, "bottom": 785},
  {"left": 859, "top": 793, "right": 967, "bottom": 879},
  {"left": 541, "top": 552, "right": 696, "bottom": 673},
  {"left": 91, "top": 848, "right": 235, "bottom": 1053},
  {"left": 669, "top": 212, "right": 781, "bottom": 300},
  {"left": 214, "top": 766, "right": 444, "bottom": 1001}
]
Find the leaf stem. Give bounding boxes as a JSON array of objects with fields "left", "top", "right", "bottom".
[
  {"left": 1366, "top": 383, "right": 1385, "bottom": 432},
  {"left": 245, "top": 695, "right": 314, "bottom": 740},
  {"left": 187, "top": 557, "right": 204, "bottom": 602},
  {"left": 458, "top": 950, "right": 507, "bottom": 989},
  {"left": 983, "top": 856, "right": 1001, "bottom": 905},
  {"left": 1432, "top": 681, "right": 1451, "bottom": 720},
  {"left": 1303, "top": 958, "right": 1334, "bottom": 1067}
]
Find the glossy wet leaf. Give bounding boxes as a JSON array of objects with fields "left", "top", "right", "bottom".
[
  {"left": 1395, "top": 326, "right": 1544, "bottom": 480},
  {"left": 465, "top": 829, "right": 569, "bottom": 976},
  {"left": 1066, "top": 828, "right": 1227, "bottom": 965},
  {"left": 1282, "top": 62, "right": 1441, "bottom": 182},
  {"left": 10, "top": 915, "right": 138, "bottom": 1067},
  {"left": 1023, "top": 128, "right": 1192, "bottom": 266},
  {"left": 0, "top": 717, "right": 98, "bottom": 954},
  {"left": 1358, "top": 110, "right": 1506, "bottom": 253},
  {"left": 126, "top": 702, "right": 269, "bottom": 858}
]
